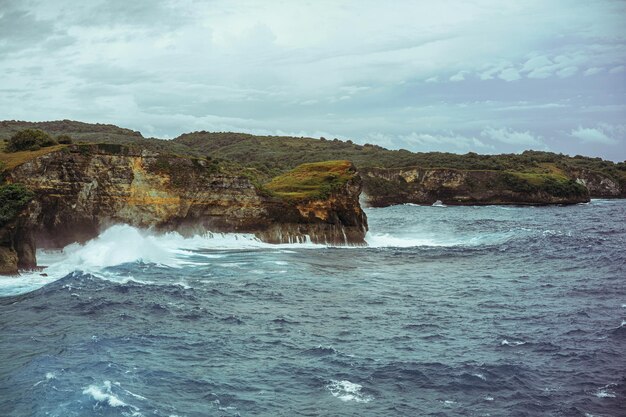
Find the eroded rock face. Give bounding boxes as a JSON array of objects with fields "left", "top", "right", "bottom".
[
  {"left": 1, "top": 144, "right": 367, "bottom": 273},
  {"left": 360, "top": 167, "right": 590, "bottom": 207},
  {"left": 573, "top": 170, "right": 624, "bottom": 198}
]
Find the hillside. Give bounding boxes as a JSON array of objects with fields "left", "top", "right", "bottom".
[
  {"left": 173, "top": 132, "right": 626, "bottom": 189},
  {"left": 1, "top": 120, "right": 624, "bottom": 204}
]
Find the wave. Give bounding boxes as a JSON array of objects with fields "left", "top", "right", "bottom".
[
  {"left": 0, "top": 225, "right": 325, "bottom": 296},
  {"left": 364, "top": 230, "right": 519, "bottom": 248},
  {"left": 326, "top": 380, "right": 373, "bottom": 403}
]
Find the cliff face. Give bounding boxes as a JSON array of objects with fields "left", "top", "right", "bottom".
[
  {"left": 361, "top": 167, "right": 590, "bottom": 207},
  {"left": 1, "top": 144, "right": 367, "bottom": 273},
  {"left": 571, "top": 169, "right": 625, "bottom": 198}
]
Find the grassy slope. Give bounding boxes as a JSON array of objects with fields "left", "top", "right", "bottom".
[
  {"left": 0, "top": 142, "right": 68, "bottom": 172},
  {"left": 265, "top": 160, "right": 355, "bottom": 200}
]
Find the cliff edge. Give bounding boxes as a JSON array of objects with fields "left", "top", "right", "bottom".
[
  {"left": 0, "top": 144, "right": 367, "bottom": 274},
  {"left": 360, "top": 167, "right": 591, "bottom": 206}
]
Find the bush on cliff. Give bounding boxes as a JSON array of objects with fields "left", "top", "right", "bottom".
[
  {"left": 6, "top": 129, "right": 57, "bottom": 152},
  {"left": 0, "top": 184, "right": 34, "bottom": 227},
  {"left": 56, "top": 134, "right": 73, "bottom": 144}
]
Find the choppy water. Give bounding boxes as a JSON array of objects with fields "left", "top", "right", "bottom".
[{"left": 1, "top": 200, "right": 625, "bottom": 416}]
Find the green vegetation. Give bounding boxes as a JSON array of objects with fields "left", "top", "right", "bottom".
[
  {"left": 56, "top": 134, "right": 73, "bottom": 144},
  {"left": 172, "top": 132, "right": 626, "bottom": 190},
  {"left": 265, "top": 160, "right": 355, "bottom": 200},
  {"left": 6, "top": 129, "right": 57, "bottom": 152},
  {"left": 499, "top": 172, "right": 588, "bottom": 197},
  {"left": 0, "top": 120, "right": 624, "bottom": 196},
  {"left": 0, "top": 183, "right": 34, "bottom": 227}
]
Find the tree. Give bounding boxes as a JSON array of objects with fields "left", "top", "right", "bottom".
[
  {"left": 56, "top": 134, "right": 73, "bottom": 144},
  {"left": 6, "top": 129, "right": 57, "bottom": 152}
]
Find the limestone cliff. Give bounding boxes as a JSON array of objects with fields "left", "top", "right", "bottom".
[
  {"left": 571, "top": 169, "right": 625, "bottom": 198},
  {"left": 0, "top": 144, "right": 367, "bottom": 273},
  {"left": 361, "top": 167, "right": 590, "bottom": 207}
]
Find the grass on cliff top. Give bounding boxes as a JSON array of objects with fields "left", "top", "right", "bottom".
[
  {"left": 0, "top": 140, "right": 68, "bottom": 172},
  {"left": 264, "top": 160, "right": 355, "bottom": 201},
  {"left": 501, "top": 171, "right": 588, "bottom": 197}
]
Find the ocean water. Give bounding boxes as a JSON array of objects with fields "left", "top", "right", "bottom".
[{"left": 1, "top": 200, "right": 625, "bottom": 417}]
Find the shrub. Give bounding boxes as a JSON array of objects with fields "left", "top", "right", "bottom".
[
  {"left": 57, "top": 134, "right": 73, "bottom": 144},
  {"left": 0, "top": 184, "right": 34, "bottom": 227},
  {"left": 6, "top": 129, "right": 57, "bottom": 152}
]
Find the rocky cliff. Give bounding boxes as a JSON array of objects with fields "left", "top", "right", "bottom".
[
  {"left": 360, "top": 167, "right": 591, "bottom": 207},
  {"left": 571, "top": 169, "right": 625, "bottom": 198},
  {"left": 0, "top": 144, "right": 367, "bottom": 274}
]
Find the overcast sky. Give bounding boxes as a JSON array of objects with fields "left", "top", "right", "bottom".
[{"left": 1, "top": 0, "right": 625, "bottom": 160}]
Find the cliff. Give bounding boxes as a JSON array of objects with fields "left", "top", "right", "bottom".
[
  {"left": 2, "top": 121, "right": 625, "bottom": 202},
  {"left": 360, "top": 167, "right": 591, "bottom": 207},
  {"left": 0, "top": 144, "right": 367, "bottom": 274}
]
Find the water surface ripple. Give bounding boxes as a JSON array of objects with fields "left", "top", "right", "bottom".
[{"left": 1, "top": 200, "right": 624, "bottom": 416}]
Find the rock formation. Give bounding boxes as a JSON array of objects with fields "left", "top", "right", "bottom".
[
  {"left": 360, "top": 167, "right": 591, "bottom": 207},
  {"left": 0, "top": 144, "right": 367, "bottom": 274}
]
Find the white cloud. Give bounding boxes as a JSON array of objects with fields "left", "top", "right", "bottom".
[
  {"left": 494, "top": 102, "right": 568, "bottom": 111},
  {"left": 449, "top": 71, "right": 467, "bottom": 82},
  {"left": 609, "top": 65, "right": 625, "bottom": 74},
  {"left": 481, "top": 127, "right": 543, "bottom": 146},
  {"left": 583, "top": 67, "right": 603, "bottom": 76},
  {"left": 556, "top": 66, "right": 578, "bottom": 78},
  {"left": 522, "top": 55, "right": 553, "bottom": 72},
  {"left": 571, "top": 126, "right": 618, "bottom": 144},
  {"left": 498, "top": 67, "right": 521, "bottom": 81},
  {"left": 365, "top": 131, "right": 492, "bottom": 153}
]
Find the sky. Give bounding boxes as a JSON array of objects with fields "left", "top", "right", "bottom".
[{"left": 1, "top": 0, "right": 625, "bottom": 160}]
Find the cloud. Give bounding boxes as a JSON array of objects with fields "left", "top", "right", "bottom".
[
  {"left": 363, "top": 131, "right": 492, "bottom": 153},
  {"left": 0, "top": 0, "right": 625, "bottom": 161},
  {"left": 583, "top": 67, "right": 603, "bottom": 76},
  {"left": 494, "top": 102, "right": 568, "bottom": 111},
  {"left": 609, "top": 65, "right": 625, "bottom": 74},
  {"left": 449, "top": 71, "right": 467, "bottom": 82},
  {"left": 481, "top": 127, "right": 543, "bottom": 146},
  {"left": 498, "top": 68, "right": 521, "bottom": 81},
  {"left": 556, "top": 66, "right": 578, "bottom": 78},
  {"left": 571, "top": 126, "right": 618, "bottom": 144}
]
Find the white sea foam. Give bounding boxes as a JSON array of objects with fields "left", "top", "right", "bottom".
[
  {"left": 595, "top": 384, "right": 617, "bottom": 398},
  {"left": 0, "top": 217, "right": 525, "bottom": 296},
  {"left": 33, "top": 372, "right": 57, "bottom": 387},
  {"left": 364, "top": 233, "right": 465, "bottom": 248},
  {"left": 83, "top": 381, "right": 128, "bottom": 407},
  {"left": 327, "top": 380, "right": 373, "bottom": 403},
  {"left": 501, "top": 339, "right": 526, "bottom": 346},
  {"left": 0, "top": 224, "right": 325, "bottom": 295},
  {"left": 595, "top": 390, "right": 616, "bottom": 398}
]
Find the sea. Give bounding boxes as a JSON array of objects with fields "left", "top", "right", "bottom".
[{"left": 0, "top": 200, "right": 624, "bottom": 417}]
